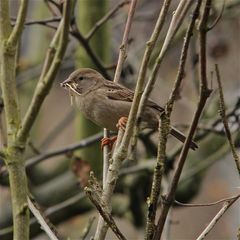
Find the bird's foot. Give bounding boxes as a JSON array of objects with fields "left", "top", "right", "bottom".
[
  {"left": 101, "top": 136, "right": 117, "bottom": 150},
  {"left": 116, "top": 117, "right": 128, "bottom": 130}
]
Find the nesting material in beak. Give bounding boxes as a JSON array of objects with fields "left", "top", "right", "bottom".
[
  {"left": 61, "top": 78, "right": 80, "bottom": 94},
  {"left": 60, "top": 78, "right": 72, "bottom": 88},
  {"left": 60, "top": 78, "right": 75, "bottom": 105}
]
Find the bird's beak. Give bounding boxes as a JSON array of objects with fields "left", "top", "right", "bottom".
[
  {"left": 60, "top": 78, "right": 72, "bottom": 88},
  {"left": 60, "top": 78, "right": 80, "bottom": 96}
]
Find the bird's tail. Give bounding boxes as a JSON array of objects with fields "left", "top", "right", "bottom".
[{"left": 170, "top": 127, "right": 198, "bottom": 150}]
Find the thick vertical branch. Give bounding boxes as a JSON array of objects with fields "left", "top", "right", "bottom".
[
  {"left": 153, "top": 1, "right": 212, "bottom": 239},
  {"left": 0, "top": 1, "right": 73, "bottom": 239},
  {"left": 0, "top": 1, "right": 21, "bottom": 143},
  {"left": 0, "top": 0, "right": 29, "bottom": 239}
]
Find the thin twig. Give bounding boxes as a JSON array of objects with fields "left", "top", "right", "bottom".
[
  {"left": 207, "top": 0, "right": 225, "bottom": 31},
  {"left": 70, "top": 23, "right": 111, "bottom": 79},
  {"left": 215, "top": 64, "right": 240, "bottom": 174},
  {"left": 0, "top": 132, "right": 103, "bottom": 177},
  {"left": 175, "top": 194, "right": 240, "bottom": 207},
  {"left": 0, "top": 192, "right": 86, "bottom": 238},
  {"left": 158, "top": 0, "right": 194, "bottom": 60},
  {"left": 153, "top": 1, "right": 212, "bottom": 238},
  {"left": 11, "top": 16, "right": 61, "bottom": 26},
  {"left": 196, "top": 194, "right": 240, "bottom": 240},
  {"left": 85, "top": 187, "right": 127, "bottom": 240},
  {"left": 80, "top": 216, "right": 96, "bottom": 240},
  {"left": 25, "top": 17, "right": 61, "bottom": 26},
  {"left": 15, "top": 15, "right": 111, "bottom": 80},
  {"left": 44, "top": 0, "right": 60, "bottom": 16},
  {"left": 26, "top": 132, "right": 103, "bottom": 168},
  {"left": 113, "top": 0, "right": 137, "bottom": 83},
  {"left": 8, "top": 0, "right": 29, "bottom": 46},
  {"left": 27, "top": 197, "right": 60, "bottom": 240},
  {"left": 86, "top": 0, "right": 130, "bottom": 41}
]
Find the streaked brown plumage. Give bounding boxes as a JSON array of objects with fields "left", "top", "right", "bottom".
[{"left": 61, "top": 68, "right": 197, "bottom": 150}]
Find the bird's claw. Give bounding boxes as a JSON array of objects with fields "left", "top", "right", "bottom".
[
  {"left": 116, "top": 117, "right": 128, "bottom": 130},
  {"left": 100, "top": 136, "right": 117, "bottom": 150}
]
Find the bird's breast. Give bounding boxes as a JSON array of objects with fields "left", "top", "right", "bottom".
[{"left": 74, "top": 92, "right": 131, "bottom": 131}]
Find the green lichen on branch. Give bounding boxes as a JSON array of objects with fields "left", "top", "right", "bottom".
[
  {"left": 215, "top": 64, "right": 240, "bottom": 174},
  {"left": 0, "top": 1, "right": 73, "bottom": 239},
  {"left": 145, "top": 112, "right": 170, "bottom": 239},
  {"left": 0, "top": 0, "right": 30, "bottom": 239}
]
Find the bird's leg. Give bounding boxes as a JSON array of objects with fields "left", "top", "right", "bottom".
[
  {"left": 116, "top": 116, "right": 128, "bottom": 130},
  {"left": 101, "top": 136, "right": 118, "bottom": 150},
  {"left": 101, "top": 117, "right": 128, "bottom": 150}
]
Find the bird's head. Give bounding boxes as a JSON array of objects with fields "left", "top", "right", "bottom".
[{"left": 60, "top": 68, "right": 103, "bottom": 95}]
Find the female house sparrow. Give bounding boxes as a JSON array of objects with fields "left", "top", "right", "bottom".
[{"left": 61, "top": 68, "right": 197, "bottom": 150}]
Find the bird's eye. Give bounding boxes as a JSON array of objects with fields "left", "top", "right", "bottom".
[{"left": 79, "top": 76, "right": 84, "bottom": 81}]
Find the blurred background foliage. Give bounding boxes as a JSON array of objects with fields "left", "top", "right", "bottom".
[{"left": 0, "top": 0, "right": 239, "bottom": 239}]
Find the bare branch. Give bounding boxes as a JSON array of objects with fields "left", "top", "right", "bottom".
[
  {"left": 27, "top": 197, "right": 60, "bottom": 240},
  {"left": 94, "top": 129, "right": 125, "bottom": 239},
  {"left": 129, "top": 0, "right": 173, "bottom": 157},
  {"left": 11, "top": 16, "right": 62, "bottom": 26},
  {"left": 17, "top": 0, "right": 73, "bottom": 144},
  {"left": 85, "top": 186, "right": 127, "bottom": 240},
  {"left": 0, "top": 132, "right": 103, "bottom": 177},
  {"left": 145, "top": 115, "right": 170, "bottom": 238},
  {"left": 0, "top": 1, "right": 29, "bottom": 238},
  {"left": 25, "top": 132, "right": 103, "bottom": 168},
  {"left": 207, "top": 0, "right": 225, "bottom": 31},
  {"left": 70, "top": 24, "right": 111, "bottom": 79},
  {"left": 159, "top": 0, "right": 194, "bottom": 59},
  {"left": 8, "top": 0, "right": 29, "bottom": 46},
  {"left": 113, "top": 0, "right": 138, "bottom": 83},
  {"left": 86, "top": 1, "right": 130, "bottom": 41},
  {"left": 131, "top": 0, "right": 195, "bottom": 153},
  {"left": 94, "top": 1, "right": 138, "bottom": 239},
  {"left": 196, "top": 194, "right": 240, "bottom": 240},
  {"left": 215, "top": 64, "right": 240, "bottom": 174},
  {"left": 153, "top": 1, "right": 213, "bottom": 238},
  {"left": 44, "top": 0, "right": 61, "bottom": 16},
  {"left": 145, "top": 1, "right": 202, "bottom": 238},
  {"left": 80, "top": 216, "right": 96, "bottom": 240},
  {"left": 0, "top": 192, "right": 86, "bottom": 238},
  {"left": 175, "top": 194, "right": 240, "bottom": 207}
]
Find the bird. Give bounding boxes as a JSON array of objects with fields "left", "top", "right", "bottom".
[{"left": 60, "top": 68, "right": 197, "bottom": 150}]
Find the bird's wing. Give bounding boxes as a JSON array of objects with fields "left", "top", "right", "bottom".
[
  {"left": 104, "top": 81, "right": 134, "bottom": 102},
  {"left": 103, "top": 80, "right": 164, "bottom": 113}
]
